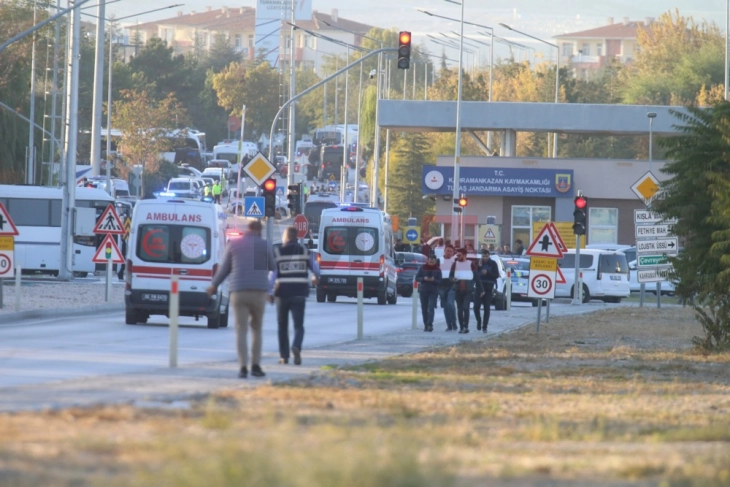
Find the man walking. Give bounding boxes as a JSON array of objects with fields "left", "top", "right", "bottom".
[
  {"left": 438, "top": 244, "right": 457, "bottom": 331},
  {"left": 207, "top": 220, "right": 274, "bottom": 379},
  {"left": 268, "top": 226, "right": 319, "bottom": 365},
  {"left": 450, "top": 248, "right": 485, "bottom": 334},
  {"left": 474, "top": 249, "right": 499, "bottom": 332}
]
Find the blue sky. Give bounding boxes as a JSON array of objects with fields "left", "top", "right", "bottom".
[{"left": 109, "top": 0, "right": 728, "bottom": 64}]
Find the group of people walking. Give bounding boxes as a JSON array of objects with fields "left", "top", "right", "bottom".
[
  {"left": 207, "top": 221, "right": 319, "bottom": 379},
  {"left": 415, "top": 246, "right": 500, "bottom": 334}
]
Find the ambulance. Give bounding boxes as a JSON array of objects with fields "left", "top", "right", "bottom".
[
  {"left": 316, "top": 205, "right": 398, "bottom": 305},
  {"left": 124, "top": 197, "right": 230, "bottom": 328}
]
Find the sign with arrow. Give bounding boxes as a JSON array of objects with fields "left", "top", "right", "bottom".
[{"left": 636, "top": 237, "right": 678, "bottom": 255}]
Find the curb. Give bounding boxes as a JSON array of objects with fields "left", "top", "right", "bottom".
[{"left": 0, "top": 303, "right": 124, "bottom": 325}]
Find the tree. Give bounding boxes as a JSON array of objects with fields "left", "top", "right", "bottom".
[
  {"left": 381, "top": 133, "right": 435, "bottom": 223},
  {"left": 211, "top": 61, "right": 280, "bottom": 142},
  {"left": 111, "top": 89, "right": 188, "bottom": 197},
  {"left": 653, "top": 102, "right": 730, "bottom": 351}
]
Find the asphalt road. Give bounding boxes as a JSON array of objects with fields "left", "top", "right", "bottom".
[{"left": 0, "top": 294, "right": 634, "bottom": 412}]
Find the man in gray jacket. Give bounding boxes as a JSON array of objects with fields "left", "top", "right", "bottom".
[{"left": 207, "top": 220, "right": 275, "bottom": 379}]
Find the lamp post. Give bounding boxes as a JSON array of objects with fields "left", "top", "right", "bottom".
[
  {"left": 451, "top": 0, "right": 465, "bottom": 243},
  {"left": 646, "top": 111, "right": 659, "bottom": 305},
  {"left": 499, "top": 23, "right": 560, "bottom": 158},
  {"left": 726, "top": 0, "right": 729, "bottom": 101},
  {"left": 647, "top": 112, "right": 656, "bottom": 173}
]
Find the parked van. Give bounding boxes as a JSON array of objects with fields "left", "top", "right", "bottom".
[
  {"left": 316, "top": 205, "right": 398, "bottom": 305},
  {"left": 166, "top": 177, "right": 200, "bottom": 199},
  {"left": 304, "top": 193, "right": 339, "bottom": 246},
  {"left": 124, "top": 198, "right": 230, "bottom": 328},
  {"left": 555, "top": 249, "right": 630, "bottom": 303}
]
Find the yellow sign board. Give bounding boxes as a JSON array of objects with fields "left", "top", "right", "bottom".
[
  {"left": 532, "top": 221, "right": 584, "bottom": 249},
  {"left": 391, "top": 215, "right": 399, "bottom": 232},
  {"left": 0, "top": 236, "right": 13, "bottom": 251},
  {"left": 478, "top": 224, "right": 501, "bottom": 246},
  {"left": 530, "top": 257, "right": 557, "bottom": 272},
  {"left": 243, "top": 153, "right": 276, "bottom": 186},
  {"left": 630, "top": 171, "right": 661, "bottom": 205}
]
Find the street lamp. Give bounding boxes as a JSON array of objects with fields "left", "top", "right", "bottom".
[{"left": 499, "top": 23, "right": 560, "bottom": 158}]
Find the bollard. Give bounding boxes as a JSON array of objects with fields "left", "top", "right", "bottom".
[
  {"left": 505, "top": 270, "right": 512, "bottom": 311},
  {"left": 14, "top": 265, "right": 21, "bottom": 312},
  {"left": 656, "top": 281, "right": 661, "bottom": 309},
  {"left": 169, "top": 275, "right": 179, "bottom": 368},
  {"left": 411, "top": 280, "right": 419, "bottom": 330},
  {"left": 545, "top": 298, "right": 550, "bottom": 323},
  {"left": 357, "top": 277, "right": 363, "bottom": 340},
  {"left": 578, "top": 270, "right": 584, "bottom": 304},
  {"left": 639, "top": 282, "right": 645, "bottom": 307},
  {"left": 536, "top": 296, "right": 542, "bottom": 333},
  {"left": 105, "top": 255, "right": 112, "bottom": 303}
]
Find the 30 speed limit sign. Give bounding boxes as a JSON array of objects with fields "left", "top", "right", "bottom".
[
  {"left": 0, "top": 251, "right": 14, "bottom": 278},
  {"left": 528, "top": 271, "right": 556, "bottom": 299}
]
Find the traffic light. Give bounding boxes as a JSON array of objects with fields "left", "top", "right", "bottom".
[
  {"left": 287, "top": 183, "right": 301, "bottom": 215},
  {"left": 263, "top": 178, "right": 277, "bottom": 218},
  {"left": 397, "top": 31, "right": 411, "bottom": 69},
  {"left": 573, "top": 194, "right": 588, "bottom": 235},
  {"left": 453, "top": 195, "right": 467, "bottom": 213},
  {"left": 458, "top": 196, "right": 468, "bottom": 208}
]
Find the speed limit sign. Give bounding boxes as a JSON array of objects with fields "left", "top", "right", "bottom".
[
  {"left": 528, "top": 271, "right": 555, "bottom": 299},
  {"left": 0, "top": 251, "right": 14, "bottom": 278}
]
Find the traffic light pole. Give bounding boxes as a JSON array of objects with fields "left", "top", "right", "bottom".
[{"left": 572, "top": 234, "right": 582, "bottom": 305}]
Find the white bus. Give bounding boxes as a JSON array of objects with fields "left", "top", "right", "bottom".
[
  {"left": 102, "top": 128, "right": 207, "bottom": 171},
  {"left": 0, "top": 185, "right": 115, "bottom": 277}
]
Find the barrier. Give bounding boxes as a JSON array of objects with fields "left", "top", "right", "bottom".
[
  {"left": 357, "top": 277, "right": 363, "bottom": 340},
  {"left": 14, "top": 265, "right": 21, "bottom": 311},
  {"left": 411, "top": 280, "right": 419, "bottom": 330},
  {"left": 169, "top": 275, "right": 179, "bottom": 367}
]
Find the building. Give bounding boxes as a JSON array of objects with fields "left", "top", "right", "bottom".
[
  {"left": 554, "top": 17, "right": 652, "bottom": 79},
  {"left": 124, "top": 7, "right": 374, "bottom": 74}
]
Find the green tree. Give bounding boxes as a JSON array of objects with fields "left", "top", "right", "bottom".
[
  {"left": 380, "top": 133, "right": 435, "bottom": 223},
  {"left": 112, "top": 89, "right": 188, "bottom": 197},
  {"left": 653, "top": 102, "right": 730, "bottom": 351}
]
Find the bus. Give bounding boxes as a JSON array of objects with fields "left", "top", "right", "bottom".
[
  {"left": 0, "top": 185, "right": 115, "bottom": 277},
  {"left": 101, "top": 128, "right": 207, "bottom": 171}
]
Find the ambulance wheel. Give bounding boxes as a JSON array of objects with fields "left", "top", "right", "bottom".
[
  {"left": 207, "top": 312, "right": 221, "bottom": 329},
  {"left": 316, "top": 288, "right": 326, "bottom": 303},
  {"left": 387, "top": 290, "right": 397, "bottom": 305},
  {"left": 377, "top": 290, "right": 387, "bottom": 305},
  {"left": 125, "top": 307, "right": 142, "bottom": 325},
  {"left": 327, "top": 293, "right": 337, "bottom": 303}
]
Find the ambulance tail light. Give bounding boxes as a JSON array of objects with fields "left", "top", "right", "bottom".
[
  {"left": 316, "top": 253, "right": 321, "bottom": 265},
  {"left": 379, "top": 254, "right": 385, "bottom": 278}
]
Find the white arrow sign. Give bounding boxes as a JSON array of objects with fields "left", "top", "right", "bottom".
[
  {"left": 636, "top": 238, "right": 679, "bottom": 255},
  {"left": 634, "top": 210, "right": 678, "bottom": 225},
  {"left": 635, "top": 223, "right": 673, "bottom": 238}
]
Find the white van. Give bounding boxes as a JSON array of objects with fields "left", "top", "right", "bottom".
[
  {"left": 316, "top": 206, "right": 398, "bottom": 305},
  {"left": 124, "top": 198, "right": 230, "bottom": 328},
  {"left": 555, "top": 249, "right": 630, "bottom": 303}
]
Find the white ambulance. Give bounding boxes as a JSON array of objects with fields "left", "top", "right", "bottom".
[
  {"left": 124, "top": 197, "right": 230, "bottom": 328},
  {"left": 316, "top": 205, "right": 398, "bottom": 305}
]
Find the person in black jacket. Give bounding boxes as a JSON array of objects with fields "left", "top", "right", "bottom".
[
  {"left": 474, "top": 249, "right": 500, "bottom": 332},
  {"left": 449, "top": 248, "right": 485, "bottom": 334},
  {"left": 415, "top": 254, "right": 442, "bottom": 332}
]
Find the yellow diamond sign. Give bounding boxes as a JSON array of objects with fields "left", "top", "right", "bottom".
[
  {"left": 243, "top": 152, "right": 276, "bottom": 186},
  {"left": 630, "top": 171, "right": 661, "bottom": 206}
]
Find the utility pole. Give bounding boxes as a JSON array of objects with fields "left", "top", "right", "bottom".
[{"left": 286, "top": 0, "right": 296, "bottom": 188}]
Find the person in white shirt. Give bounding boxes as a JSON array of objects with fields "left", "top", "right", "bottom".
[
  {"left": 449, "top": 248, "right": 485, "bottom": 334},
  {"left": 438, "top": 244, "right": 457, "bottom": 331}
]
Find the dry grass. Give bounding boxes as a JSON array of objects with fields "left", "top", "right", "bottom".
[{"left": 1, "top": 307, "right": 730, "bottom": 486}]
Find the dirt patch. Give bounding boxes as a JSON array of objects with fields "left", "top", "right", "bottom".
[{"left": 1, "top": 306, "right": 729, "bottom": 486}]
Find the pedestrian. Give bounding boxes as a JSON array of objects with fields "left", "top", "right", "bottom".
[
  {"left": 450, "top": 247, "right": 485, "bottom": 334},
  {"left": 474, "top": 249, "right": 499, "bottom": 333},
  {"left": 268, "top": 226, "right": 319, "bottom": 365},
  {"left": 514, "top": 239, "right": 525, "bottom": 256},
  {"left": 302, "top": 183, "right": 310, "bottom": 202},
  {"left": 207, "top": 220, "right": 275, "bottom": 379},
  {"left": 437, "top": 244, "right": 457, "bottom": 331},
  {"left": 488, "top": 243, "right": 495, "bottom": 253},
  {"left": 203, "top": 182, "right": 211, "bottom": 198},
  {"left": 503, "top": 244, "right": 512, "bottom": 255},
  {"left": 212, "top": 180, "right": 222, "bottom": 204},
  {"left": 117, "top": 236, "right": 127, "bottom": 281},
  {"left": 415, "top": 254, "right": 441, "bottom": 332}
]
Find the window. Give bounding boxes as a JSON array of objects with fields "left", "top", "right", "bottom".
[
  {"left": 598, "top": 253, "right": 628, "bottom": 275},
  {"left": 511, "top": 205, "right": 551, "bottom": 250},
  {"left": 248, "top": 35, "right": 254, "bottom": 48},
  {"left": 589, "top": 208, "right": 618, "bottom": 244},
  {"left": 322, "top": 227, "right": 378, "bottom": 256},
  {"left": 137, "top": 224, "right": 211, "bottom": 264},
  {"left": 557, "top": 254, "right": 594, "bottom": 269},
  {"left": 6, "top": 199, "right": 54, "bottom": 226},
  {"left": 562, "top": 42, "right": 573, "bottom": 57},
  {"left": 234, "top": 35, "right": 242, "bottom": 48},
  {"left": 582, "top": 43, "right": 590, "bottom": 56},
  {"left": 596, "top": 43, "right": 603, "bottom": 56}
]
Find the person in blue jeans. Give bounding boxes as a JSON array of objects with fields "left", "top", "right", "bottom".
[
  {"left": 474, "top": 249, "right": 499, "bottom": 332},
  {"left": 438, "top": 245, "right": 457, "bottom": 331},
  {"left": 415, "top": 254, "right": 442, "bottom": 332}
]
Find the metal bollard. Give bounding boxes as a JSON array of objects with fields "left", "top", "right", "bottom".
[
  {"left": 411, "top": 280, "right": 419, "bottom": 330},
  {"left": 505, "top": 270, "right": 512, "bottom": 311},
  {"left": 357, "top": 277, "right": 363, "bottom": 340},
  {"left": 169, "top": 275, "right": 179, "bottom": 368},
  {"left": 14, "top": 265, "right": 21, "bottom": 312}
]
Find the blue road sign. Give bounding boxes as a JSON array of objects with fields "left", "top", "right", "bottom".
[
  {"left": 244, "top": 197, "right": 265, "bottom": 218},
  {"left": 405, "top": 228, "right": 419, "bottom": 242},
  {"left": 276, "top": 187, "right": 284, "bottom": 196}
]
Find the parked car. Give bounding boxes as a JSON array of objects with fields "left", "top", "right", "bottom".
[
  {"left": 500, "top": 256, "right": 545, "bottom": 306},
  {"left": 395, "top": 251, "right": 427, "bottom": 297}
]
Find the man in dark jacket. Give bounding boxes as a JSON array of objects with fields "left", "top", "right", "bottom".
[
  {"left": 415, "top": 254, "right": 442, "bottom": 332},
  {"left": 474, "top": 249, "right": 499, "bottom": 332},
  {"left": 268, "top": 226, "right": 320, "bottom": 365},
  {"left": 450, "top": 248, "right": 485, "bottom": 334}
]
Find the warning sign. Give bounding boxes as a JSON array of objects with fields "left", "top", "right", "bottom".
[
  {"left": 94, "top": 204, "right": 125, "bottom": 235},
  {"left": 526, "top": 223, "right": 564, "bottom": 258},
  {"left": 0, "top": 203, "right": 19, "bottom": 236},
  {"left": 478, "top": 224, "right": 500, "bottom": 246},
  {"left": 92, "top": 234, "right": 125, "bottom": 264}
]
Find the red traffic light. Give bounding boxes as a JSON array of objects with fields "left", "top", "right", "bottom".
[
  {"left": 574, "top": 195, "right": 587, "bottom": 209},
  {"left": 399, "top": 31, "right": 411, "bottom": 44},
  {"left": 263, "top": 178, "right": 276, "bottom": 192}
]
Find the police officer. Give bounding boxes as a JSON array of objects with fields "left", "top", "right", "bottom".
[
  {"left": 268, "top": 226, "right": 319, "bottom": 365},
  {"left": 203, "top": 182, "right": 211, "bottom": 198},
  {"left": 212, "top": 180, "right": 222, "bottom": 204}
]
